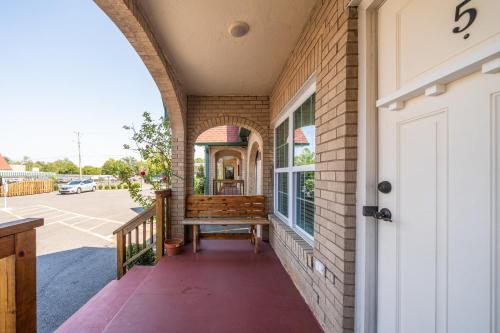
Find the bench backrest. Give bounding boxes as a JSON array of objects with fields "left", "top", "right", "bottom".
[{"left": 186, "top": 195, "right": 266, "bottom": 218}]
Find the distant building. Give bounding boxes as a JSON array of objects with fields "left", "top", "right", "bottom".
[
  {"left": 9, "top": 164, "right": 26, "bottom": 172},
  {"left": 0, "top": 154, "right": 12, "bottom": 170}
]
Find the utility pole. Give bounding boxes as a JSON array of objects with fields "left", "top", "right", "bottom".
[{"left": 75, "top": 131, "right": 82, "bottom": 179}]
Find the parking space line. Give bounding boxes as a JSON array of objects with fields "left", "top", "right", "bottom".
[
  {"left": 36, "top": 205, "right": 125, "bottom": 225},
  {"left": 88, "top": 221, "right": 109, "bottom": 231},
  {"left": 72, "top": 217, "right": 95, "bottom": 226},
  {"left": 0, "top": 208, "right": 24, "bottom": 220},
  {"left": 56, "top": 220, "right": 114, "bottom": 242},
  {"left": 45, "top": 215, "right": 81, "bottom": 226}
]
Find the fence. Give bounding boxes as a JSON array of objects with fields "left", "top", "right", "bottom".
[
  {"left": 213, "top": 179, "right": 244, "bottom": 195},
  {"left": 0, "top": 180, "right": 54, "bottom": 197}
]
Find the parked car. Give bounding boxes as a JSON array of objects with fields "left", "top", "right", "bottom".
[{"left": 59, "top": 179, "right": 97, "bottom": 194}]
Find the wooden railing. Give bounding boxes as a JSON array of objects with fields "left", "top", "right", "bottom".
[
  {"left": 0, "top": 218, "right": 44, "bottom": 333},
  {"left": 113, "top": 189, "right": 171, "bottom": 279},
  {"left": 0, "top": 180, "right": 54, "bottom": 197},
  {"left": 213, "top": 179, "right": 244, "bottom": 195}
]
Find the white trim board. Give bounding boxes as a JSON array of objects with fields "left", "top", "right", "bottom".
[{"left": 376, "top": 36, "right": 500, "bottom": 109}]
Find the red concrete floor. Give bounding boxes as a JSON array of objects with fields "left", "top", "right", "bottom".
[{"left": 102, "top": 240, "right": 324, "bottom": 333}]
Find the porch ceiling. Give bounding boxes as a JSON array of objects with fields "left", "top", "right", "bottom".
[{"left": 139, "top": 0, "right": 318, "bottom": 96}]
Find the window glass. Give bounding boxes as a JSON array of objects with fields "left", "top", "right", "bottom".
[
  {"left": 277, "top": 173, "right": 288, "bottom": 217},
  {"left": 275, "top": 119, "right": 289, "bottom": 168},
  {"left": 296, "top": 171, "right": 315, "bottom": 236},
  {"left": 294, "top": 94, "right": 315, "bottom": 166}
]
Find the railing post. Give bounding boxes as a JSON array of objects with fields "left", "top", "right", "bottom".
[
  {"left": 155, "top": 191, "right": 165, "bottom": 263},
  {"left": 166, "top": 192, "right": 171, "bottom": 241},
  {"left": 15, "top": 229, "right": 37, "bottom": 333},
  {"left": 0, "top": 218, "right": 43, "bottom": 333},
  {"left": 116, "top": 230, "right": 125, "bottom": 279}
]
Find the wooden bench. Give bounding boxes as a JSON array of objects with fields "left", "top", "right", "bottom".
[{"left": 182, "top": 195, "right": 269, "bottom": 253}]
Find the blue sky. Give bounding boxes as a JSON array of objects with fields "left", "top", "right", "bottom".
[{"left": 0, "top": 1, "right": 164, "bottom": 166}]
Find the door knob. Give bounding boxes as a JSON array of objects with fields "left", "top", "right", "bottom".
[
  {"left": 374, "top": 208, "right": 392, "bottom": 222},
  {"left": 377, "top": 181, "right": 392, "bottom": 193}
]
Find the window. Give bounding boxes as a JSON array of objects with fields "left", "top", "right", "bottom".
[
  {"left": 275, "top": 119, "right": 288, "bottom": 168},
  {"left": 277, "top": 173, "right": 288, "bottom": 217},
  {"left": 294, "top": 94, "right": 315, "bottom": 166},
  {"left": 295, "top": 171, "right": 314, "bottom": 235},
  {"left": 274, "top": 77, "right": 315, "bottom": 242}
]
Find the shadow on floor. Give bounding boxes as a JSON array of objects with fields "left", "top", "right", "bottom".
[{"left": 37, "top": 247, "right": 115, "bottom": 333}]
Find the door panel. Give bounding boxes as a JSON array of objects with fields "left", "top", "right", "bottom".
[{"left": 378, "top": 72, "right": 500, "bottom": 332}]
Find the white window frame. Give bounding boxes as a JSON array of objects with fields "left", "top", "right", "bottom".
[{"left": 274, "top": 75, "right": 316, "bottom": 244}]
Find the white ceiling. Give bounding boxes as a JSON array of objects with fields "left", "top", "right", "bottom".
[{"left": 139, "top": 0, "right": 318, "bottom": 96}]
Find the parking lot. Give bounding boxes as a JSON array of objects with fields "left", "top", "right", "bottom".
[{"left": 0, "top": 190, "right": 142, "bottom": 333}]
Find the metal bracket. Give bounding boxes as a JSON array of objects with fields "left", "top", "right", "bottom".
[{"left": 362, "top": 206, "right": 378, "bottom": 217}]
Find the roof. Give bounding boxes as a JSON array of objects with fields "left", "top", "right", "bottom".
[
  {"left": 294, "top": 128, "right": 309, "bottom": 145},
  {"left": 0, "top": 154, "right": 12, "bottom": 170},
  {"left": 196, "top": 126, "right": 242, "bottom": 144}
]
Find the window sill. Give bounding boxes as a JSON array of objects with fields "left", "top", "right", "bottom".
[{"left": 268, "top": 214, "right": 314, "bottom": 270}]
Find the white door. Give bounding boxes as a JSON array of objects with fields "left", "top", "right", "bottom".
[
  {"left": 377, "top": 73, "right": 500, "bottom": 332},
  {"left": 376, "top": 1, "right": 500, "bottom": 331}
]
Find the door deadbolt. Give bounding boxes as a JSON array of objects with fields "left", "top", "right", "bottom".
[
  {"left": 362, "top": 206, "right": 393, "bottom": 222},
  {"left": 374, "top": 208, "right": 392, "bottom": 222},
  {"left": 377, "top": 181, "right": 392, "bottom": 194}
]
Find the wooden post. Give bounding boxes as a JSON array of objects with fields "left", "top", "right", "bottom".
[
  {"left": 192, "top": 225, "right": 197, "bottom": 253},
  {"left": 155, "top": 191, "right": 165, "bottom": 263},
  {"left": 15, "top": 229, "right": 36, "bottom": 333},
  {"left": 116, "top": 230, "right": 125, "bottom": 279},
  {"left": 166, "top": 194, "right": 171, "bottom": 242}
]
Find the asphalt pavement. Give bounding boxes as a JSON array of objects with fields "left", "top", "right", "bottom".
[{"left": 0, "top": 190, "right": 141, "bottom": 333}]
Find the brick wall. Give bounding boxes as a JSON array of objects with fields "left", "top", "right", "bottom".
[
  {"left": 186, "top": 96, "right": 272, "bottom": 212},
  {"left": 269, "top": 1, "right": 358, "bottom": 332}
]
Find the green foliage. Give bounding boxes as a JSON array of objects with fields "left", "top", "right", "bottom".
[
  {"left": 125, "top": 244, "right": 155, "bottom": 270},
  {"left": 121, "top": 183, "right": 129, "bottom": 189},
  {"left": 193, "top": 164, "right": 205, "bottom": 195},
  {"left": 294, "top": 147, "right": 315, "bottom": 166},
  {"left": 122, "top": 112, "right": 175, "bottom": 208},
  {"left": 194, "top": 157, "right": 204, "bottom": 164},
  {"left": 104, "top": 185, "right": 110, "bottom": 190},
  {"left": 45, "top": 159, "right": 79, "bottom": 174},
  {"left": 98, "top": 185, "right": 104, "bottom": 190},
  {"left": 110, "top": 185, "right": 116, "bottom": 190},
  {"left": 82, "top": 165, "right": 101, "bottom": 175}
]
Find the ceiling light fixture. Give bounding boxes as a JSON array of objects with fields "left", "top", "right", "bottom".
[{"left": 229, "top": 21, "right": 250, "bottom": 38}]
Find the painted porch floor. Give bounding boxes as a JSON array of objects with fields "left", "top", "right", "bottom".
[{"left": 56, "top": 239, "right": 323, "bottom": 333}]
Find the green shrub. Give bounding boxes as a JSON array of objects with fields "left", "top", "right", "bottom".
[
  {"left": 53, "top": 184, "right": 59, "bottom": 191},
  {"left": 130, "top": 182, "right": 141, "bottom": 190},
  {"left": 121, "top": 183, "right": 129, "bottom": 189},
  {"left": 126, "top": 243, "right": 155, "bottom": 270},
  {"left": 112, "top": 184, "right": 118, "bottom": 190},
  {"left": 104, "top": 185, "right": 110, "bottom": 190},
  {"left": 98, "top": 185, "right": 104, "bottom": 190}
]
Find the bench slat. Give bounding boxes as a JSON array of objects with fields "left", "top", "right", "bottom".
[{"left": 182, "top": 218, "right": 269, "bottom": 225}]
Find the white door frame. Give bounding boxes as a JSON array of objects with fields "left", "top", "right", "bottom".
[
  {"left": 355, "top": 0, "right": 500, "bottom": 331},
  {"left": 354, "top": 1, "right": 382, "bottom": 332}
]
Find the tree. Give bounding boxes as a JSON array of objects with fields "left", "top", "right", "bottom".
[
  {"left": 122, "top": 112, "right": 174, "bottom": 207},
  {"left": 194, "top": 157, "right": 204, "bottom": 164},
  {"left": 101, "top": 158, "right": 135, "bottom": 180},
  {"left": 194, "top": 164, "right": 205, "bottom": 195},
  {"left": 45, "top": 159, "right": 79, "bottom": 174},
  {"left": 82, "top": 165, "right": 102, "bottom": 175},
  {"left": 294, "top": 147, "right": 315, "bottom": 166}
]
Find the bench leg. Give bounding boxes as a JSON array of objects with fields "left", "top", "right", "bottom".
[
  {"left": 250, "top": 225, "right": 255, "bottom": 245},
  {"left": 193, "top": 225, "right": 198, "bottom": 253},
  {"left": 253, "top": 226, "right": 260, "bottom": 254}
]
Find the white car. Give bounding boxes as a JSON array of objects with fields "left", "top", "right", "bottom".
[{"left": 59, "top": 179, "right": 97, "bottom": 194}]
